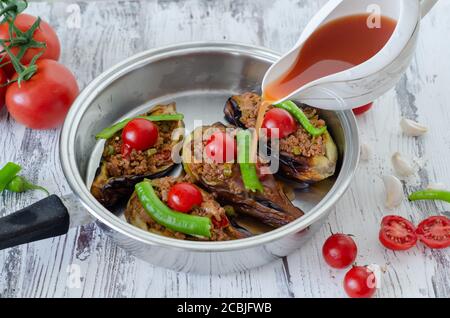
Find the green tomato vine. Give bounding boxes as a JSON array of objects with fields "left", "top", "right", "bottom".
[{"left": 0, "top": 0, "right": 46, "bottom": 85}]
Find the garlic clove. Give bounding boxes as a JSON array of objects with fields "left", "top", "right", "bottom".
[
  {"left": 391, "top": 152, "right": 415, "bottom": 177},
  {"left": 400, "top": 118, "right": 428, "bottom": 137},
  {"left": 426, "top": 182, "right": 447, "bottom": 191},
  {"left": 383, "top": 175, "right": 404, "bottom": 208},
  {"left": 360, "top": 143, "right": 372, "bottom": 162}
]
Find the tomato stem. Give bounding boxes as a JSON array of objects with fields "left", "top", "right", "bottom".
[
  {"left": 0, "top": 2, "right": 46, "bottom": 84},
  {"left": 327, "top": 223, "right": 334, "bottom": 235},
  {"left": 0, "top": 0, "right": 27, "bottom": 22}
]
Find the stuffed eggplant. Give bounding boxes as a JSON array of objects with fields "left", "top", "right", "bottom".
[
  {"left": 125, "top": 176, "right": 250, "bottom": 241},
  {"left": 182, "top": 122, "right": 304, "bottom": 228},
  {"left": 90, "top": 103, "right": 184, "bottom": 207},
  {"left": 224, "top": 92, "right": 338, "bottom": 183}
]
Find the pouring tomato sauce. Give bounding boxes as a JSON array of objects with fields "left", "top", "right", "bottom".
[{"left": 253, "top": 13, "right": 398, "bottom": 153}]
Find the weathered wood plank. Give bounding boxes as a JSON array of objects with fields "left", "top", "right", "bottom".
[{"left": 0, "top": 0, "right": 448, "bottom": 298}]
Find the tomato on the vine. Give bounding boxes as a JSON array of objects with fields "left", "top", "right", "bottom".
[
  {"left": 322, "top": 233, "right": 357, "bottom": 269},
  {"left": 0, "top": 13, "right": 61, "bottom": 78},
  {"left": 0, "top": 68, "right": 7, "bottom": 109},
  {"left": 379, "top": 215, "right": 417, "bottom": 251},
  {"left": 262, "top": 108, "right": 297, "bottom": 138},
  {"left": 167, "top": 183, "right": 203, "bottom": 213},
  {"left": 416, "top": 216, "right": 450, "bottom": 249},
  {"left": 121, "top": 118, "right": 159, "bottom": 156},
  {"left": 205, "top": 131, "right": 237, "bottom": 163},
  {"left": 343, "top": 266, "right": 377, "bottom": 298},
  {"left": 6, "top": 59, "right": 79, "bottom": 129}
]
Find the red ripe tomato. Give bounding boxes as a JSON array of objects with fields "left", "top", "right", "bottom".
[
  {"left": 343, "top": 266, "right": 377, "bottom": 298},
  {"left": 352, "top": 103, "right": 373, "bottom": 115},
  {"left": 379, "top": 215, "right": 417, "bottom": 251},
  {"left": 205, "top": 131, "right": 237, "bottom": 163},
  {"left": 0, "top": 68, "right": 7, "bottom": 109},
  {"left": 167, "top": 183, "right": 203, "bottom": 213},
  {"left": 6, "top": 59, "right": 79, "bottom": 129},
  {"left": 416, "top": 216, "right": 450, "bottom": 249},
  {"left": 121, "top": 118, "right": 158, "bottom": 156},
  {"left": 262, "top": 108, "right": 297, "bottom": 138},
  {"left": 0, "top": 13, "right": 61, "bottom": 78},
  {"left": 322, "top": 234, "right": 357, "bottom": 269}
]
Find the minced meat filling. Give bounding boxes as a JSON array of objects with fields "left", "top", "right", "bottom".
[
  {"left": 103, "top": 120, "right": 178, "bottom": 177},
  {"left": 126, "top": 176, "right": 239, "bottom": 241},
  {"left": 188, "top": 126, "right": 235, "bottom": 184},
  {"left": 233, "top": 92, "right": 326, "bottom": 158},
  {"left": 233, "top": 92, "right": 261, "bottom": 128},
  {"left": 152, "top": 176, "right": 226, "bottom": 222},
  {"left": 279, "top": 129, "right": 325, "bottom": 158},
  {"left": 187, "top": 125, "right": 269, "bottom": 195}
]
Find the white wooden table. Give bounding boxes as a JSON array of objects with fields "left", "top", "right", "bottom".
[{"left": 0, "top": 0, "right": 449, "bottom": 298}]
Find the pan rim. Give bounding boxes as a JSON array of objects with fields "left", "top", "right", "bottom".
[{"left": 60, "top": 41, "right": 359, "bottom": 252}]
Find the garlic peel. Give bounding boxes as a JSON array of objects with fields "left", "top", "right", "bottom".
[
  {"left": 391, "top": 152, "right": 415, "bottom": 177},
  {"left": 383, "top": 175, "right": 404, "bottom": 208},
  {"left": 360, "top": 143, "right": 372, "bottom": 162},
  {"left": 400, "top": 118, "right": 428, "bottom": 137}
]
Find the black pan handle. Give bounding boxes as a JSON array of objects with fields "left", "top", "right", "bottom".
[{"left": 0, "top": 195, "right": 70, "bottom": 250}]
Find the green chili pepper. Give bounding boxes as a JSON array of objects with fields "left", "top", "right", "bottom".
[
  {"left": 408, "top": 189, "right": 450, "bottom": 203},
  {"left": 223, "top": 163, "right": 233, "bottom": 177},
  {"left": 135, "top": 180, "right": 212, "bottom": 238},
  {"left": 223, "top": 205, "right": 236, "bottom": 217},
  {"left": 0, "top": 162, "right": 21, "bottom": 192},
  {"left": 96, "top": 113, "right": 184, "bottom": 140},
  {"left": 146, "top": 148, "right": 157, "bottom": 156},
  {"left": 0, "top": 162, "right": 49, "bottom": 195},
  {"left": 6, "top": 176, "right": 49, "bottom": 195},
  {"left": 275, "top": 101, "right": 327, "bottom": 137},
  {"left": 237, "top": 130, "right": 264, "bottom": 192}
]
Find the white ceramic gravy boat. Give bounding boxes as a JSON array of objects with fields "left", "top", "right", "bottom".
[{"left": 262, "top": 0, "right": 438, "bottom": 110}]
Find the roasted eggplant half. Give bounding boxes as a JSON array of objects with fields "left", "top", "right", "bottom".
[
  {"left": 182, "top": 122, "right": 304, "bottom": 228},
  {"left": 125, "top": 176, "right": 250, "bottom": 241},
  {"left": 224, "top": 92, "right": 338, "bottom": 183},
  {"left": 90, "top": 103, "right": 184, "bottom": 207}
]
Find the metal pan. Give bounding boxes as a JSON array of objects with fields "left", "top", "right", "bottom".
[{"left": 0, "top": 42, "right": 359, "bottom": 274}]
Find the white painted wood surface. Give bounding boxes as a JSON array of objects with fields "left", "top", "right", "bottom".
[{"left": 0, "top": 0, "right": 449, "bottom": 298}]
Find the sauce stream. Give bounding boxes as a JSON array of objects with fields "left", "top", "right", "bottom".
[
  {"left": 254, "top": 14, "right": 397, "bottom": 160},
  {"left": 264, "top": 13, "right": 397, "bottom": 102}
]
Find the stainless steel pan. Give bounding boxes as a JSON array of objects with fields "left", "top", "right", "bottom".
[{"left": 0, "top": 42, "right": 359, "bottom": 274}]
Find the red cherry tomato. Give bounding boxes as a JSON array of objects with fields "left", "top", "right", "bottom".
[
  {"left": 0, "top": 13, "right": 61, "bottom": 78},
  {"left": 121, "top": 118, "right": 158, "bottom": 156},
  {"left": 262, "top": 108, "right": 297, "bottom": 138},
  {"left": 379, "top": 215, "right": 417, "bottom": 251},
  {"left": 322, "top": 234, "right": 357, "bottom": 269},
  {"left": 352, "top": 103, "right": 373, "bottom": 115},
  {"left": 416, "top": 216, "right": 450, "bottom": 249},
  {"left": 205, "top": 131, "right": 237, "bottom": 163},
  {"left": 167, "top": 183, "right": 203, "bottom": 213},
  {"left": 6, "top": 59, "right": 79, "bottom": 129},
  {"left": 343, "top": 266, "right": 377, "bottom": 298},
  {"left": 0, "top": 68, "right": 7, "bottom": 109}
]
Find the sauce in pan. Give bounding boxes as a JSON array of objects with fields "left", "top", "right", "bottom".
[{"left": 263, "top": 13, "right": 397, "bottom": 102}]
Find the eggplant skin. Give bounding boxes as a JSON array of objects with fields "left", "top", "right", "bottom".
[
  {"left": 277, "top": 131, "right": 337, "bottom": 183},
  {"left": 182, "top": 122, "right": 304, "bottom": 228},
  {"left": 224, "top": 93, "right": 338, "bottom": 183},
  {"left": 90, "top": 103, "right": 184, "bottom": 207},
  {"left": 91, "top": 164, "right": 175, "bottom": 207},
  {"left": 224, "top": 96, "right": 245, "bottom": 129},
  {"left": 124, "top": 177, "right": 250, "bottom": 241}
]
